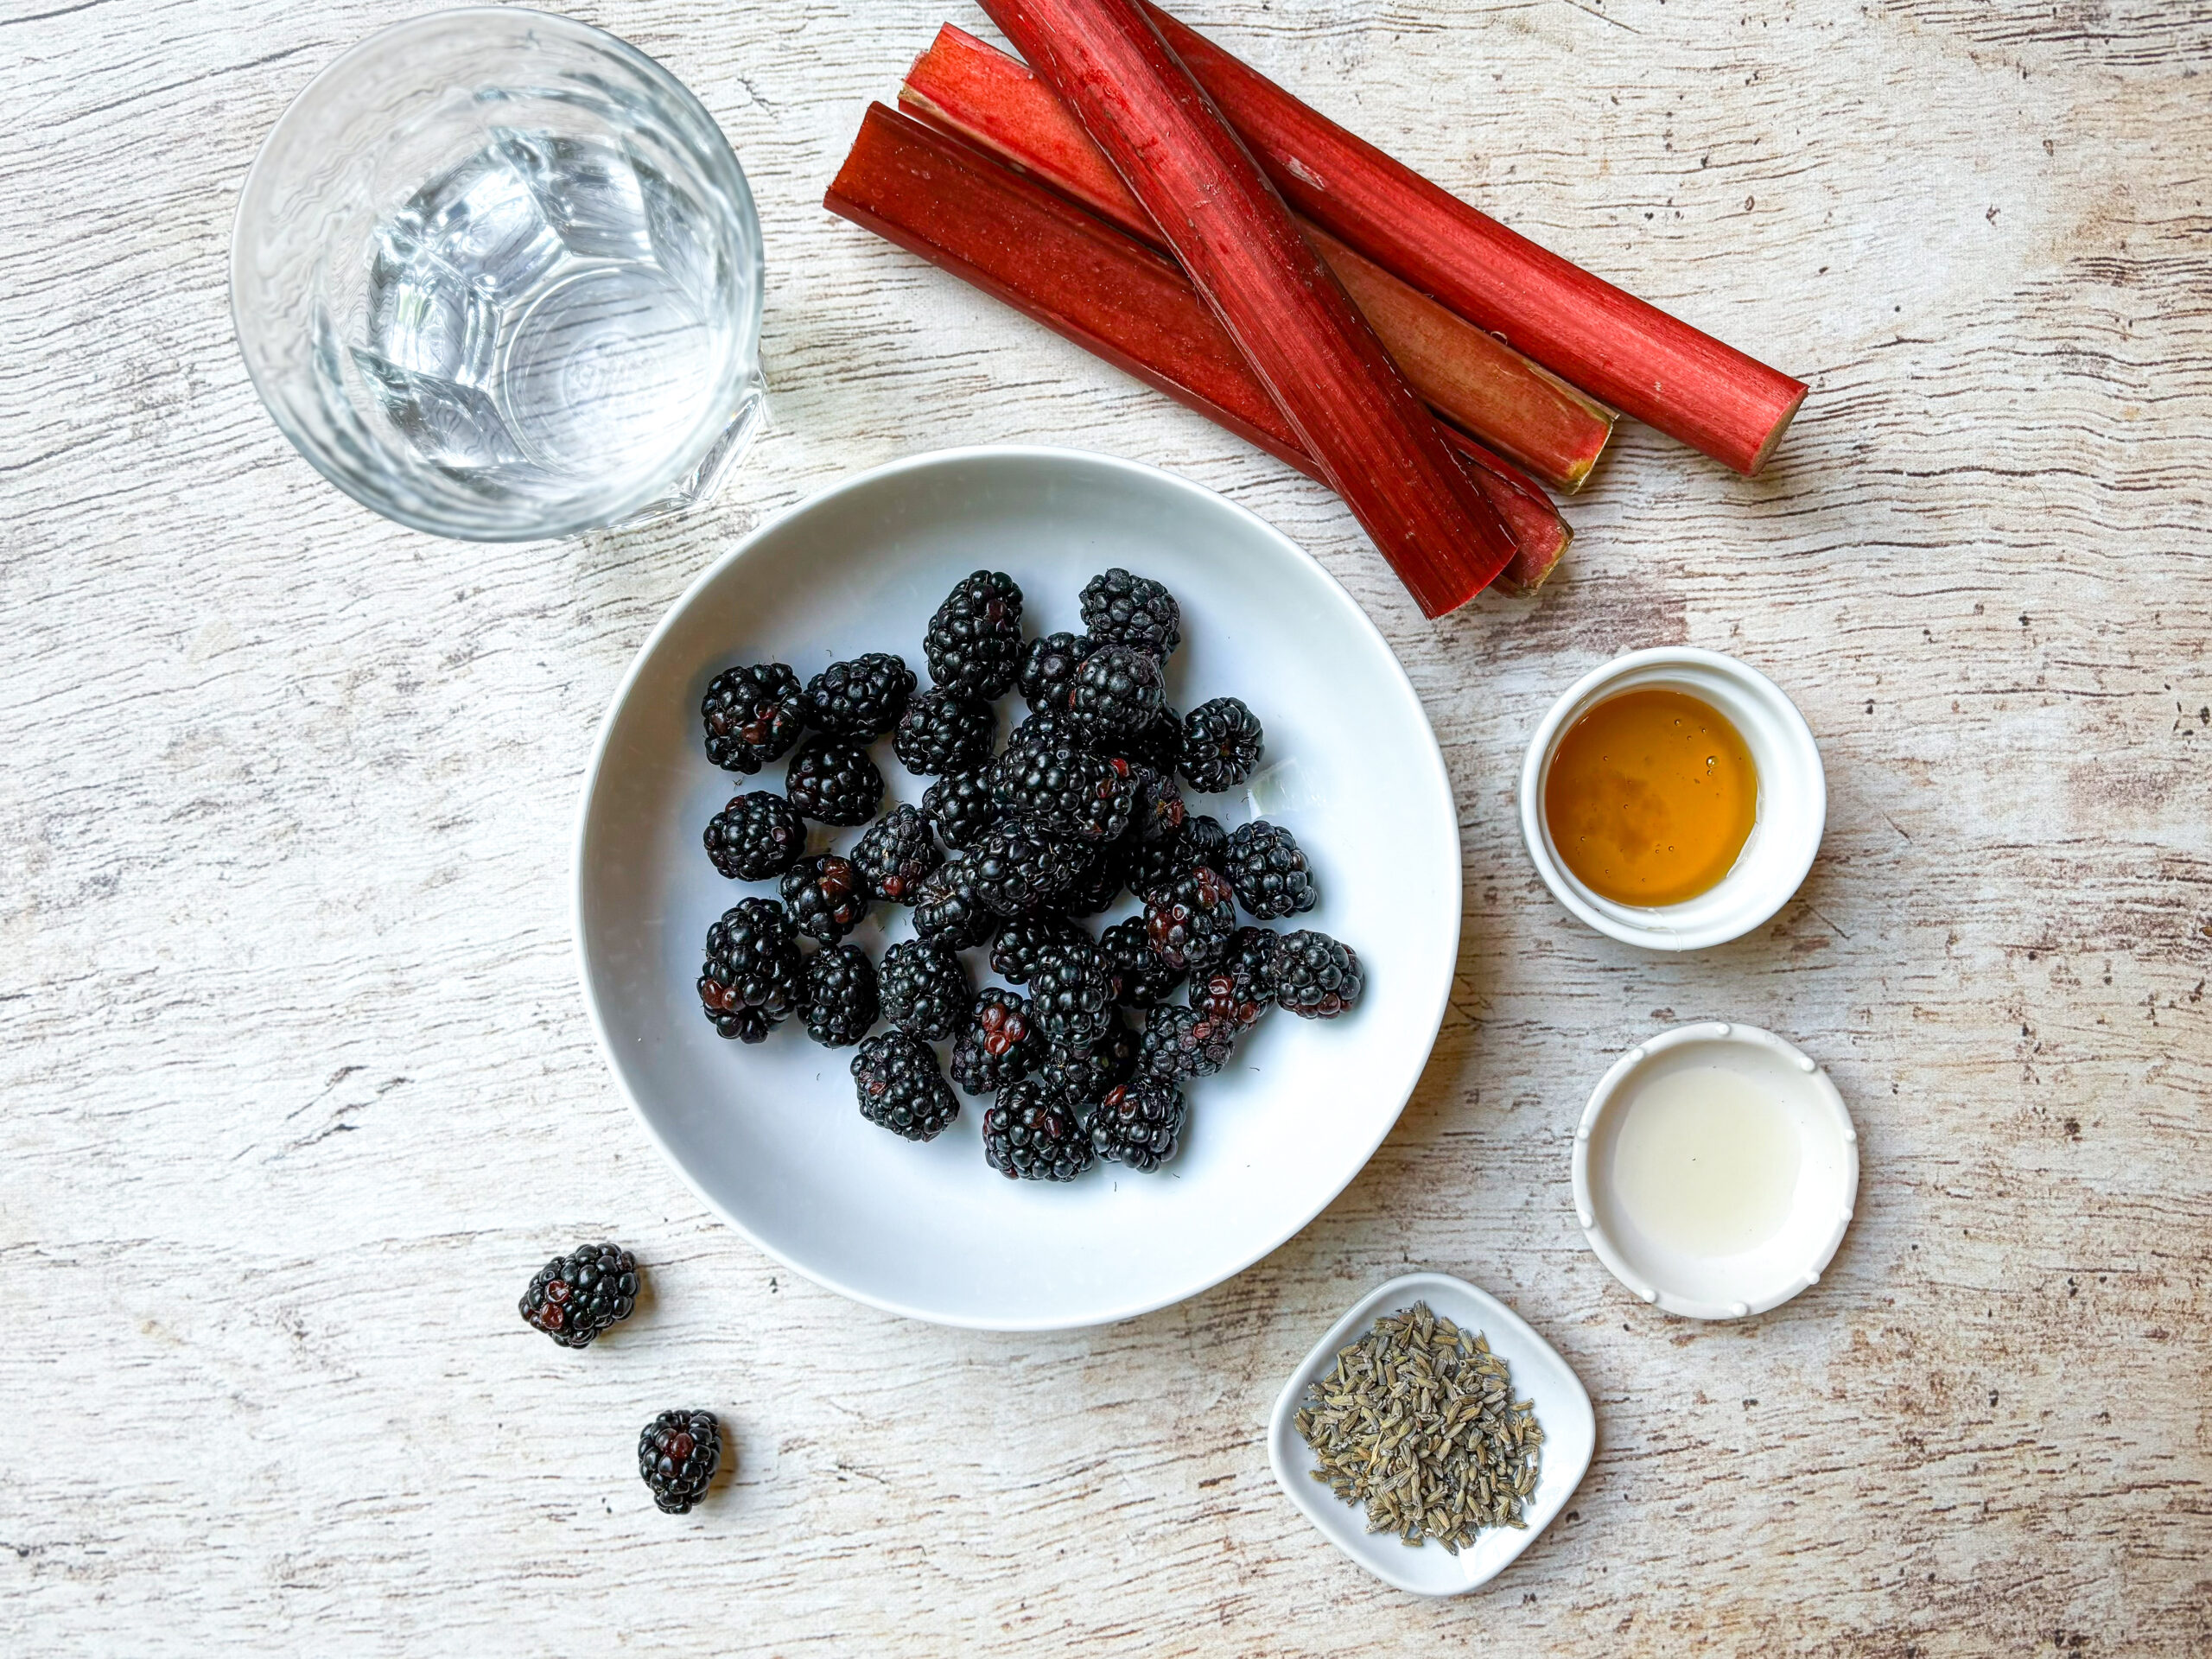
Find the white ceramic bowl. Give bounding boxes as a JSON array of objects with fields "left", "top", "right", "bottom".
[
  {"left": 573, "top": 447, "right": 1463, "bottom": 1330},
  {"left": 1571, "top": 1022, "right": 1859, "bottom": 1320},
  {"left": 1268, "top": 1271, "right": 1596, "bottom": 1596},
  {"left": 1517, "top": 647, "right": 1824, "bottom": 950}
]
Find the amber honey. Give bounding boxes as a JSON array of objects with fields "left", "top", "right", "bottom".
[{"left": 1543, "top": 687, "right": 1757, "bottom": 906}]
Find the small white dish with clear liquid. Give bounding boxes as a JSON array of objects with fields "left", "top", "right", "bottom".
[{"left": 1573, "top": 1022, "right": 1859, "bottom": 1320}]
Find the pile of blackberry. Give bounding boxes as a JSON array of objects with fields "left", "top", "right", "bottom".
[{"left": 693, "top": 567, "right": 1363, "bottom": 1181}]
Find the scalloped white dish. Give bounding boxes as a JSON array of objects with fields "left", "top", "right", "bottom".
[{"left": 572, "top": 447, "right": 1463, "bottom": 1329}]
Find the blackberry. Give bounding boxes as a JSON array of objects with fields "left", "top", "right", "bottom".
[
  {"left": 1122, "top": 765, "right": 1186, "bottom": 846},
  {"left": 1186, "top": 956, "right": 1268, "bottom": 1035},
  {"left": 912, "top": 861, "right": 1001, "bottom": 951},
  {"left": 779, "top": 853, "right": 868, "bottom": 943},
  {"left": 851, "top": 804, "right": 942, "bottom": 905},
  {"left": 1027, "top": 938, "right": 1116, "bottom": 1050},
  {"left": 800, "top": 943, "right": 879, "bottom": 1047},
  {"left": 993, "top": 745, "right": 1132, "bottom": 842},
  {"left": 1145, "top": 863, "right": 1239, "bottom": 971},
  {"left": 1179, "top": 697, "right": 1264, "bottom": 792},
  {"left": 1100, "top": 914, "right": 1185, "bottom": 1009},
  {"left": 1068, "top": 644, "right": 1166, "bottom": 741},
  {"left": 639, "top": 1410, "right": 721, "bottom": 1514},
  {"left": 877, "top": 938, "right": 969, "bottom": 1040},
  {"left": 1090, "top": 1077, "right": 1186, "bottom": 1172},
  {"left": 967, "top": 819, "right": 1084, "bottom": 916},
  {"left": 922, "top": 767, "right": 996, "bottom": 851},
  {"left": 1269, "top": 931, "right": 1364, "bottom": 1019},
  {"left": 518, "top": 1243, "right": 639, "bottom": 1348},
  {"left": 785, "top": 737, "right": 883, "bottom": 825},
  {"left": 950, "top": 987, "right": 1045, "bottom": 1095},
  {"left": 982, "top": 1079, "right": 1095, "bottom": 1181},
  {"left": 894, "top": 689, "right": 995, "bottom": 776},
  {"left": 1039, "top": 1011, "right": 1139, "bottom": 1108},
  {"left": 702, "top": 791, "right": 806, "bottom": 880},
  {"left": 1002, "top": 708, "right": 1089, "bottom": 759},
  {"left": 804, "top": 652, "right": 914, "bottom": 739},
  {"left": 1139, "top": 1003, "right": 1235, "bottom": 1081},
  {"left": 1054, "top": 842, "right": 1127, "bottom": 918},
  {"left": 924, "top": 570, "right": 1024, "bottom": 699},
  {"left": 1217, "top": 926, "right": 1279, "bottom": 1013},
  {"left": 1017, "top": 630, "right": 1095, "bottom": 714},
  {"left": 701, "top": 663, "right": 804, "bottom": 774},
  {"left": 1224, "top": 820, "right": 1319, "bottom": 918},
  {"left": 852, "top": 1029, "right": 961, "bottom": 1141},
  {"left": 697, "top": 898, "right": 802, "bottom": 1042},
  {"left": 1126, "top": 812, "right": 1226, "bottom": 903},
  {"left": 1080, "top": 568, "right": 1182, "bottom": 660},
  {"left": 990, "top": 913, "right": 1087, "bottom": 984}
]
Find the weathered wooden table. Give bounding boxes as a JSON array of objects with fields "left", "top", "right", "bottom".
[{"left": 4, "top": 1, "right": 2207, "bottom": 1651}]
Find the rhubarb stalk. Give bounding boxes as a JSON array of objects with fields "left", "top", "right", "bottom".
[
  {"left": 824, "top": 103, "right": 1569, "bottom": 588},
  {"left": 899, "top": 23, "right": 1614, "bottom": 493},
  {"left": 1137, "top": 0, "right": 1806, "bottom": 474},
  {"left": 975, "top": 0, "right": 1515, "bottom": 618}
]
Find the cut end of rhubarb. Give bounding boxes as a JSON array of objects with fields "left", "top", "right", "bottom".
[{"left": 1743, "top": 381, "right": 1810, "bottom": 476}]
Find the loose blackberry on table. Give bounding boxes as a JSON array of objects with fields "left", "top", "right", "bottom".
[
  {"left": 1079, "top": 568, "right": 1181, "bottom": 660},
  {"left": 922, "top": 767, "right": 997, "bottom": 851},
  {"left": 876, "top": 938, "right": 969, "bottom": 1042},
  {"left": 982, "top": 1079, "right": 1095, "bottom": 1181},
  {"left": 800, "top": 943, "right": 879, "bottom": 1047},
  {"left": 1269, "top": 931, "right": 1365, "bottom": 1020},
  {"left": 1026, "top": 938, "right": 1116, "bottom": 1051},
  {"left": 779, "top": 852, "right": 869, "bottom": 943},
  {"left": 702, "top": 791, "right": 806, "bottom": 881},
  {"left": 850, "top": 803, "right": 942, "bottom": 905},
  {"left": 1090, "top": 1077, "right": 1186, "bottom": 1173},
  {"left": 924, "top": 569, "right": 1025, "bottom": 699},
  {"left": 1039, "top": 1011, "right": 1139, "bottom": 1108},
  {"left": 990, "top": 913, "right": 1087, "bottom": 985},
  {"left": 1016, "top": 630, "right": 1095, "bottom": 714},
  {"left": 1100, "top": 913, "right": 1185, "bottom": 1009},
  {"left": 701, "top": 662, "right": 804, "bottom": 774},
  {"left": 852, "top": 1029, "right": 961, "bottom": 1141},
  {"left": 1068, "top": 643, "right": 1166, "bottom": 741},
  {"left": 639, "top": 1409, "right": 721, "bottom": 1515},
  {"left": 894, "top": 687, "right": 996, "bottom": 775},
  {"left": 518, "top": 1243, "right": 640, "bottom": 1348},
  {"left": 697, "top": 898, "right": 802, "bottom": 1042},
  {"left": 1146, "top": 863, "right": 1239, "bottom": 971},
  {"left": 950, "top": 986, "right": 1045, "bottom": 1095},
  {"left": 1179, "top": 696, "right": 1265, "bottom": 793},
  {"left": 784, "top": 736, "right": 882, "bottom": 825},
  {"left": 1224, "top": 819, "right": 1319, "bottom": 919},
  {"left": 804, "top": 651, "right": 914, "bottom": 739}
]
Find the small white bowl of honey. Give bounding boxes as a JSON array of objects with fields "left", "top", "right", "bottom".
[{"left": 1518, "top": 647, "right": 1825, "bottom": 951}]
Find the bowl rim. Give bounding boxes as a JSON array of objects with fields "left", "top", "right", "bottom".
[
  {"left": 1516, "top": 646, "right": 1825, "bottom": 951},
  {"left": 227, "top": 4, "right": 764, "bottom": 543},
  {"left": 569, "top": 444, "right": 1464, "bottom": 1329},
  {"left": 1569, "top": 1020, "right": 1860, "bottom": 1320},
  {"left": 1265, "top": 1269, "right": 1596, "bottom": 1595}
]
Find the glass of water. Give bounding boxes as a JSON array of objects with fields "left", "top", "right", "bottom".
[{"left": 232, "top": 8, "right": 765, "bottom": 541}]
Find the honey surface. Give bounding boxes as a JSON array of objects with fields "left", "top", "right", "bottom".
[{"left": 1543, "top": 687, "right": 1757, "bottom": 906}]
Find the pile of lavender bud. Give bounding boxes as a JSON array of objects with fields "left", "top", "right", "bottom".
[{"left": 693, "top": 567, "right": 1364, "bottom": 1181}]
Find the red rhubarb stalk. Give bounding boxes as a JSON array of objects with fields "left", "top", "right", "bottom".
[
  {"left": 975, "top": 0, "right": 1514, "bottom": 618},
  {"left": 1137, "top": 0, "right": 1807, "bottom": 474},
  {"left": 823, "top": 104, "right": 1568, "bottom": 589},
  {"left": 899, "top": 23, "right": 1614, "bottom": 493}
]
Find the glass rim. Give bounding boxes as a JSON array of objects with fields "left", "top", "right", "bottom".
[{"left": 228, "top": 5, "right": 765, "bottom": 542}]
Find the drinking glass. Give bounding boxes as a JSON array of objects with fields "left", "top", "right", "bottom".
[{"left": 232, "top": 8, "right": 766, "bottom": 541}]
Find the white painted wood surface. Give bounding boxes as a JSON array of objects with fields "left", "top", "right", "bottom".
[{"left": 3, "top": 0, "right": 2207, "bottom": 1650}]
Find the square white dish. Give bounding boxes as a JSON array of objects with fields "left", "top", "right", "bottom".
[{"left": 1268, "top": 1270, "right": 1596, "bottom": 1595}]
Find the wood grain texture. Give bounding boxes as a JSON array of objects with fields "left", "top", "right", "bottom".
[{"left": 2, "top": 0, "right": 2207, "bottom": 1652}]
